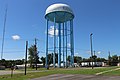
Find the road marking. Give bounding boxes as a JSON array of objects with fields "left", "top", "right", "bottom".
[{"left": 95, "top": 68, "right": 120, "bottom": 75}]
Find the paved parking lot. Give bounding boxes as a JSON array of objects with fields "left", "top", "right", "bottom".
[{"left": 31, "top": 74, "right": 120, "bottom": 80}]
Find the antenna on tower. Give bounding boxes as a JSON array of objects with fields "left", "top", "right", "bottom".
[{"left": 1, "top": 4, "right": 8, "bottom": 60}]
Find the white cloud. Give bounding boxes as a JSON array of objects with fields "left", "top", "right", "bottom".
[
  {"left": 67, "top": 43, "right": 71, "bottom": 48},
  {"left": 75, "top": 53, "right": 79, "bottom": 55},
  {"left": 75, "top": 52, "right": 79, "bottom": 56},
  {"left": 86, "top": 50, "right": 91, "bottom": 54},
  {"left": 12, "top": 35, "right": 20, "bottom": 40},
  {"left": 86, "top": 50, "right": 102, "bottom": 55},
  {"left": 48, "top": 26, "right": 58, "bottom": 37},
  {"left": 97, "top": 51, "right": 101, "bottom": 54}
]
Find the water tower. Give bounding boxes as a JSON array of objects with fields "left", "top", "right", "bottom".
[{"left": 45, "top": 3, "right": 74, "bottom": 68}]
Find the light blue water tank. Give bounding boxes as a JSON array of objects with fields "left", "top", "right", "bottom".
[{"left": 45, "top": 3, "right": 74, "bottom": 23}]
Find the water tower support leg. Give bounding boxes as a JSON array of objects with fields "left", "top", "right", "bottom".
[
  {"left": 70, "top": 20, "right": 74, "bottom": 67},
  {"left": 63, "top": 23, "right": 65, "bottom": 68},
  {"left": 53, "top": 14, "right": 56, "bottom": 68},
  {"left": 46, "top": 19, "right": 49, "bottom": 69},
  {"left": 65, "top": 21, "right": 68, "bottom": 68},
  {"left": 58, "top": 23, "right": 61, "bottom": 68}
]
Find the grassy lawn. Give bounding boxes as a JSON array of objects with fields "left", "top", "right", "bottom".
[{"left": 0, "top": 67, "right": 119, "bottom": 80}]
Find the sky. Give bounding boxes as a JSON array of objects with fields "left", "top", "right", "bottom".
[{"left": 0, "top": 0, "right": 120, "bottom": 60}]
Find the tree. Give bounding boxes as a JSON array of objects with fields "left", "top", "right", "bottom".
[
  {"left": 67, "top": 56, "right": 71, "bottom": 62},
  {"left": 15, "top": 59, "right": 24, "bottom": 65},
  {"left": 0, "top": 59, "right": 24, "bottom": 68},
  {"left": 96, "top": 57, "right": 106, "bottom": 62},
  {"left": 118, "top": 56, "right": 120, "bottom": 62},
  {"left": 0, "top": 59, "right": 6, "bottom": 66},
  {"left": 48, "top": 53, "right": 53, "bottom": 65},
  {"left": 41, "top": 53, "right": 58, "bottom": 66},
  {"left": 41, "top": 57, "right": 45, "bottom": 67},
  {"left": 28, "top": 45, "right": 39, "bottom": 68},
  {"left": 74, "top": 56, "right": 82, "bottom": 63},
  {"left": 108, "top": 52, "right": 111, "bottom": 65},
  {"left": 67, "top": 56, "right": 82, "bottom": 64},
  {"left": 110, "top": 55, "right": 118, "bottom": 66}
]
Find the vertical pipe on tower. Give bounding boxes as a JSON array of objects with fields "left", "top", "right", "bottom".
[
  {"left": 58, "top": 23, "right": 61, "bottom": 67},
  {"left": 53, "top": 14, "right": 56, "bottom": 68},
  {"left": 70, "top": 20, "right": 72, "bottom": 67},
  {"left": 63, "top": 23, "right": 65, "bottom": 68},
  {"left": 65, "top": 21, "right": 67, "bottom": 68}
]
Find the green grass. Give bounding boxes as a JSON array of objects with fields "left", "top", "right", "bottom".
[
  {"left": 0, "top": 67, "right": 119, "bottom": 80},
  {"left": 0, "top": 71, "right": 55, "bottom": 80},
  {"left": 51, "top": 67, "right": 119, "bottom": 75}
]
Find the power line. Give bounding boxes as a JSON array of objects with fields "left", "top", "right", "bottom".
[
  {"left": 0, "top": 38, "right": 44, "bottom": 42},
  {"left": 3, "top": 51, "right": 25, "bottom": 53}
]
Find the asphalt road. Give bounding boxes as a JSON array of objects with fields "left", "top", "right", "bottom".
[
  {"left": 31, "top": 74, "right": 120, "bottom": 80},
  {"left": 0, "top": 70, "right": 45, "bottom": 75},
  {"left": 0, "top": 70, "right": 22, "bottom": 75}
]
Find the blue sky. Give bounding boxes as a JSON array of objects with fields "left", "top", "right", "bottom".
[{"left": 0, "top": 0, "right": 120, "bottom": 60}]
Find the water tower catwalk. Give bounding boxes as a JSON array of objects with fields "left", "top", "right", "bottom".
[{"left": 45, "top": 3, "right": 74, "bottom": 68}]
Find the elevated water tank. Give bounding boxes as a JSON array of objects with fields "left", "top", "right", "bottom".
[
  {"left": 45, "top": 3, "right": 74, "bottom": 23},
  {"left": 45, "top": 3, "right": 74, "bottom": 68}
]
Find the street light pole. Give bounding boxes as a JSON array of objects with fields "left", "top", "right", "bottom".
[
  {"left": 25, "top": 41, "right": 28, "bottom": 75},
  {"left": 35, "top": 38, "right": 37, "bottom": 70},
  {"left": 90, "top": 33, "right": 94, "bottom": 69}
]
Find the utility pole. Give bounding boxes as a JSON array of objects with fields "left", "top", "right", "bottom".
[
  {"left": 94, "top": 50, "right": 96, "bottom": 66},
  {"left": 108, "top": 51, "right": 111, "bottom": 66},
  {"left": 94, "top": 51, "right": 95, "bottom": 56},
  {"left": 35, "top": 38, "right": 37, "bottom": 70},
  {"left": 90, "top": 33, "right": 93, "bottom": 69},
  {"left": 25, "top": 41, "right": 28, "bottom": 75}
]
